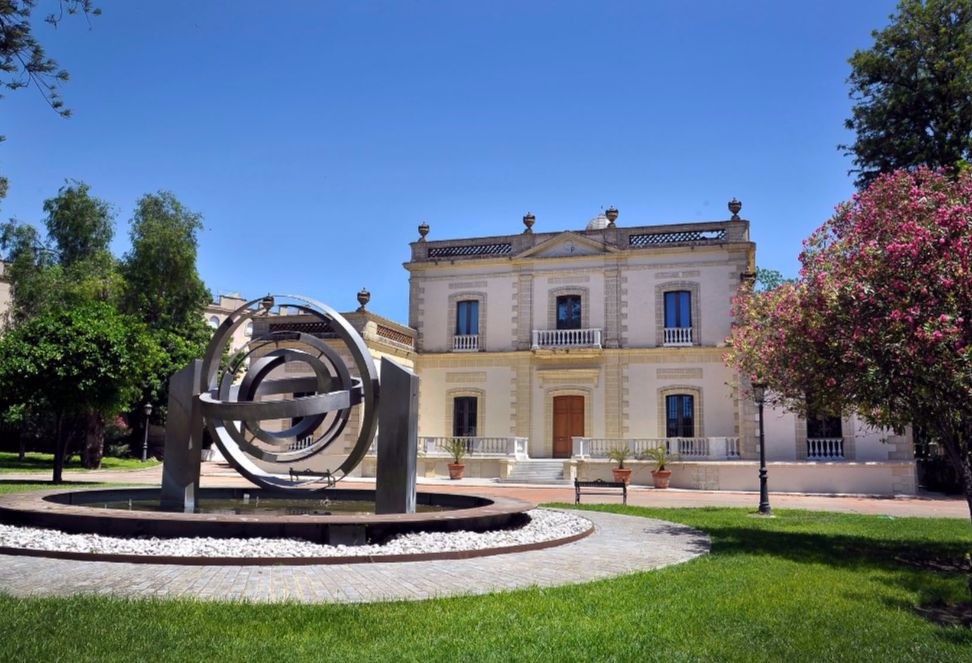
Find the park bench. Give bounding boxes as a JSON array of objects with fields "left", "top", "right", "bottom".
[{"left": 574, "top": 478, "right": 627, "bottom": 505}]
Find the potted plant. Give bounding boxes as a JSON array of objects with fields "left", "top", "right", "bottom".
[
  {"left": 439, "top": 438, "right": 468, "bottom": 480},
  {"left": 606, "top": 445, "right": 633, "bottom": 484},
  {"left": 641, "top": 445, "right": 673, "bottom": 488}
]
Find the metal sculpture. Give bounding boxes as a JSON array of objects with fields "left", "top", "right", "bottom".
[
  {"left": 162, "top": 294, "right": 389, "bottom": 508},
  {"left": 200, "top": 294, "right": 379, "bottom": 489}
]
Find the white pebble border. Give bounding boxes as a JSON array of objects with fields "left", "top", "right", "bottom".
[{"left": 0, "top": 508, "right": 591, "bottom": 559}]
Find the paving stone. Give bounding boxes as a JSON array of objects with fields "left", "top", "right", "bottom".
[{"left": 0, "top": 511, "right": 707, "bottom": 604}]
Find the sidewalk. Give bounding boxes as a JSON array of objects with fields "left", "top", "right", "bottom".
[{"left": 3, "top": 461, "right": 967, "bottom": 519}]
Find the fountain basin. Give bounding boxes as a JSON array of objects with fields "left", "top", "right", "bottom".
[{"left": 0, "top": 487, "right": 535, "bottom": 546}]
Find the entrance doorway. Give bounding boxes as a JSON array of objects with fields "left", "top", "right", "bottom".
[{"left": 552, "top": 395, "right": 584, "bottom": 458}]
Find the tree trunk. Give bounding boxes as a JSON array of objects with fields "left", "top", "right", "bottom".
[
  {"left": 940, "top": 427, "right": 972, "bottom": 526},
  {"left": 52, "top": 412, "right": 66, "bottom": 484},
  {"left": 81, "top": 411, "right": 104, "bottom": 469}
]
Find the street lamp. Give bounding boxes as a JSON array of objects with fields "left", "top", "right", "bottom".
[
  {"left": 752, "top": 382, "right": 772, "bottom": 515},
  {"left": 141, "top": 403, "right": 153, "bottom": 462}
]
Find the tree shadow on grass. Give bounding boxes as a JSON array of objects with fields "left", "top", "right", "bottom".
[{"left": 702, "top": 522, "right": 972, "bottom": 633}]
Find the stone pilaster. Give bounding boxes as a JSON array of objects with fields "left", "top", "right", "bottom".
[
  {"left": 604, "top": 353, "right": 622, "bottom": 438},
  {"left": 514, "top": 272, "right": 534, "bottom": 350},
  {"left": 603, "top": 261, "right": 621, "bottom": 349},
  {"left": 511, "top": 354, "right": 533, "bottom": 437}
]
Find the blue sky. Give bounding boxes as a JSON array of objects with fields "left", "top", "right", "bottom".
[{"left": 2, "top": 0, "right": 897, "bottom": 322}]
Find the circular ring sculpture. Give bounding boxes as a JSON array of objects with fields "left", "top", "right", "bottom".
[{"left": 198, "top": 294, "right": 379, "bottom": 491}]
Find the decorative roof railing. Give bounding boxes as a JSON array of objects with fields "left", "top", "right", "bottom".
[
  {"left": 269, "top": 321, "right": 336, "bottom": 337},
  {"left": 376, "top": 324, "right": 415, "bottom": 349},
  {"left": 628, "top": 229, "right": 726, "bottom": 246},
  {"left": 427, "top": 242, "right": 513, "bottom": 258}
]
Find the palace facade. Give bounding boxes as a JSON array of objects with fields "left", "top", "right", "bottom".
[{"left": 400, "top": 206, "right": 915, "bottom": 494}]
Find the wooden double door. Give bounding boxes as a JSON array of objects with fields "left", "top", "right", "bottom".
[{"left": 552, "top": 395, "right": 584, "bottom": 458}]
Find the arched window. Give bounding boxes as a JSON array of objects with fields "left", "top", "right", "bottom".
[{"left": 208, "top": 315, "right": 220, "bottom": 329}]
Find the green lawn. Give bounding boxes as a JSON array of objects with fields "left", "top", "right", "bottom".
[
  {"left": 1, "top": 504, "right": 970, "bottom": 662},
  {"left": 0, "top": 450, "right": 159, "bottom": 473},
  {"left": 0, "top": 479, "right": 110, "bottom": 495}
]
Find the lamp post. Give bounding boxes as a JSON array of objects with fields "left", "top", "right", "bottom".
[
  {"left": 141, "top": 403, "right": 153, "bottom": 462},
  {"left": 752, "top": 382, "right": 772, "bottom": 515}
]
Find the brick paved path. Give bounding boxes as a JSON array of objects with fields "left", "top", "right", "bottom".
[{"left": 0, "top": 510, "right": 708, "bottom": 603}]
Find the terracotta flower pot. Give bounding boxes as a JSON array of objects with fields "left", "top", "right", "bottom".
[
  {"left": 651, "top": 468, "right": 672, "bottom": 489},
  {"left": 612, "top": 467, "right": 632, "bottom": 484},
  {"left": 448, "top": 463, "right": 465, "bottom": 480}
]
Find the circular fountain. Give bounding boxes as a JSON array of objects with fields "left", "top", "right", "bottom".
[
  {"left": 0, "top": 486, "right": 534, "bottom": 546},
  {"left": 0, "top": 295, "right": 550, "bottom": 559}
]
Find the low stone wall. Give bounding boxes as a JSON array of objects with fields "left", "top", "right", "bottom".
[
  {"left": 358, "top": 455, "right": 917, "bottom": 496},
  {"left": 573, "top": 460, "right": 918, "bottom": 496},
  {"left": 359, "top": 456, "right": 514, "bottom": 480}
]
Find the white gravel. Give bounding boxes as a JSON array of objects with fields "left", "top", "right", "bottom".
[{"left": 0, "top": 508, "right": 591, "bottom": 559}]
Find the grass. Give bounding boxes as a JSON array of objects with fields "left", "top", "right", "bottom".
[
  {"left": 1, "top": 504, "right": 970, "bottom": 662},
  {"left": 0, "top": 450, "right": 159, "bottom": 473}
]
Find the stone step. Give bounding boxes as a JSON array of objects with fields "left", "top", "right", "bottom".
[{"left": 498, "top": 460, "right": 570, "bottom": 484}]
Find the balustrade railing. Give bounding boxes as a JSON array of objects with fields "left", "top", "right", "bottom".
[
  {"left": 287, "top": 437, "right": 315, "bottom": 451},
  {"left": 807, "top": 437, "right": 844, "bottom": 460},
  {"left": 663, "top": 327, "right": 693, "bottom": 346},
  {"left": 531, "top": 328, "right": 602, "bottom": 349},
  {"left": 453, "top": 334, "right": 479, "bottom": 351},
  {"left": 572, "top": 436, "right": 741, "bottom": 460},
  {"left": 417, "top": 436, "right": 529, "bottom": 459}
]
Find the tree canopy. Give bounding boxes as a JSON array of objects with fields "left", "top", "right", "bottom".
[
  {"left": 841, "top": 0, "right": 972, "bottom": 187},
  {"left": 726, "top": 168, "right": 972, "bottom": 520},
  {"left": 120, "top": 191, "right": 212, "bottom": 407},
  {"left": 0, "top": 299, "right": 160, "bottom": 480},
  {"left": 1, "top": 180, "right": 117, "bottom": 323},
  {"left": 0, "top": 0, "right": 99, "bottom": 122},
  {"left": 0, "top": 183, "right": 210, "bottom": 476}
]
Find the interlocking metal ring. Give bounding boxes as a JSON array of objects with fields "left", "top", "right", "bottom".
[{"left": 197, "top": 294, "right": 379, "bottom": 490}]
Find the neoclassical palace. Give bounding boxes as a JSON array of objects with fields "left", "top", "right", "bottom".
[
  {"left": 397, "top": 206, "right": 915, "bottom": 494},
  {"left": 17, "top": 202, "right": 906, "bottom": 495}
]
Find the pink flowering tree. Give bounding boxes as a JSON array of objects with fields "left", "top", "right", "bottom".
[{"left": 726, "top": 168, "right": 972, "bottom": 522}]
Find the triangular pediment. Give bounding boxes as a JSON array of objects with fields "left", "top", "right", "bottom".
[{"left": 515, "top": 232, "right": 618, "bottom": 259}]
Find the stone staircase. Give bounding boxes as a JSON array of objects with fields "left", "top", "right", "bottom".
[{"left": 499, "top": 459, "right": 570, "bottom": 484}]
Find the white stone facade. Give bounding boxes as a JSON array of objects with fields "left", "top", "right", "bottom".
[{"left": 404, "top": 212, "right": 917, "bottom": 495}]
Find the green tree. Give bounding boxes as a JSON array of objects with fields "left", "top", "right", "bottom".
[
  {"left": 0, "top": 181, "right": 126, "bottom": 468},
  {"left": 0, "top": 300, "right": 160, "bottom": 481},
  {"left": 0, "top": 180, "right": 116, "bottom": 323},
  {"left": 754, "top": 266, "right": 789, "bottom": 292},
  {"left": 120, "top": 191, "right": 212, "bottom": 409},
  {"left": 0, "top": 218, "right": 55, "bottom": 324},
  {"left": 43, "top": 179, "right": 112, "bottom": 267},
  {"left": 841, "top": 0, "right": 972, "bottom": 187}
]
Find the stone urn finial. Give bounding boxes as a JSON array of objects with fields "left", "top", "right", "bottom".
[
  {"left": 728, "top": 198, "right": 742, "bottom": 220},
  {"left": 260, "top": 294, "right": 275, "bottom": 313},
  {"left": 605, "top": 206, "right": 619, "bottom": 227},
  {"left": 357, "top": 287, "right": 371, "bottom": 312},
  {"left": 417, "top": 221, "right": 430, "bottom": 241},
  {"left": 522, "top": 212, "right": 535, "bottom": 234}
]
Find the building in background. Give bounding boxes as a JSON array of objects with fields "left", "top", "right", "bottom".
[{"left": 401, "top": 205, "right": 915, "bottom": 494}]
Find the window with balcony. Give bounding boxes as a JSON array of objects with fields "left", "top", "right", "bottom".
[
  {"left": 806, "top": 409, "right": 844, "bottom": 459},
  {"left": 453, "top": 396, "right": 478, "bottom": 437},
  {"left": 666, "top": 394, "right": 695, "bottom": 437},
  {"left": 453, "top": 299, "right": 479, "bottom": 351},
  {"left": 556, "top": 295, "right": 582, "bottom": 330},
  {"left": 664, "top": 290, "right": 693, "bottom": 345}
]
